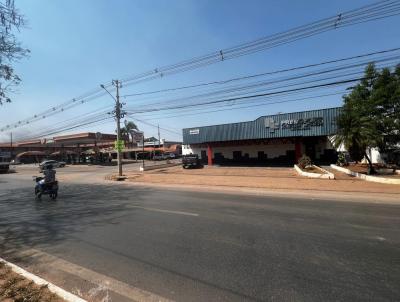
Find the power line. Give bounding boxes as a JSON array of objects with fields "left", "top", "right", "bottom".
[
  {"left": 9, "top": 54, "right": 399, "bottom": 142},
  {"left": 124, "top": 57, "right": 399, "bottom": 112},
  {"left": 119, "top": 0, "right": 400, "bottom": 86},
  {"left": 125, "top": 77, "right": 365, "bottom": 115},
  {"left": 136, "top": 91, "right": 347, "bottom": 121},
  {"left": 128, "top": 115, "right": 181, "bottom": 136},
  {"left": 121, "top": 47, "right": 400, "bottom": 98},
  {"left": 2, "top": 0, "right": 399, "bottom": 132},
  {"left": 124, "top": 60, "right": 399, "bottom": 116}
]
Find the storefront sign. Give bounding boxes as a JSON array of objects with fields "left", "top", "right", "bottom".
[
  {"left": 264, "top": 118, "right": 280, "bottom": 132},
  {"left": 265, "top": 117, "right": 324, "bottom": 131},
  {"left": 281, "top": 117, "right": 324, "bottom": 130},
  {"left": 189, "top": 129, "right": 199, "bottom": 135},
  {"left": 130, "top": 130, "right": 144, "bottom": 143}
]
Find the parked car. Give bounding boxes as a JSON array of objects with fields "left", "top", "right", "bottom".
[
  {"left": 39, "top": 160, "right": 66, "bottom": 171},
  {"left": 10, "top": 159, "right": 21, "bottom": 165},
  {"left": 182, "top": 154, "right": 202, "bottom": 168},
  {"left": 164, "top": 152, "right": 176, "bottom": 159},
  {"left": 152, "top": 154, "right": 164, "bottom": 161}
]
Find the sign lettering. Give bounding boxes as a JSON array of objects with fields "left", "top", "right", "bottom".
[{"left": 265, "top": 117, "right": 324, "bottom": 131}]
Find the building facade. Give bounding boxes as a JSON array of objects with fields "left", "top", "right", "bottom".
[
  {"left": 0, "top": 132, "right": 117, "bottom": 163},
  {"left": 183, "top": 107, "right": 341, "bottom": 166}
]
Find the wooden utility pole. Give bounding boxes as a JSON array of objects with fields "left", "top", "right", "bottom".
[{"left": 114, "top": 80, "right": 123, "bottom": 177}]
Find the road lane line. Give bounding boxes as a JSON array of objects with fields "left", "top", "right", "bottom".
[{"left": 130, "top": 206, "right": 199, "bottom": 217}]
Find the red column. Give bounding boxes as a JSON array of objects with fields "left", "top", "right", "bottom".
[
  {"left": 207, "top": 145, "right": 213, "bottom": 166},
  {"left": 295, "top": 139, "right": 302, "bottom": 162}
]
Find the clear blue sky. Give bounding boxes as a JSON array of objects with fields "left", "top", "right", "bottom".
[{"left": 0, "top": 0, "right": 399, "bottom": 142}]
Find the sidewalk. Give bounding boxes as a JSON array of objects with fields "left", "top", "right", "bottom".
[{"left": 119, "top": 166, "right": 400, "bottom": 203}]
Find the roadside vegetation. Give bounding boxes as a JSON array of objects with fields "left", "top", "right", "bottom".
[
  {"left": 296, "top": 155, "right": 329, "bottom": 174},
  {"left": 0, "top": 262, "right": 64, "bottom": 302},
  {"left": 334, "top": 63, "right": 400, "bottom": 174},
  {"left": 0, "top": 0, "right": 30, "bottom": 105}
]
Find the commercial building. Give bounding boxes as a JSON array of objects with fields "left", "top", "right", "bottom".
[
  {"left": 0, "top": 132, "right": 116, "bottom": 163},
  {"left": 0, "top": 132, "right": 182, "bottom": 163},
  {"left": 137, "top": 137, "right": 182, "bottom": 149},
  {"left": 183, "top": 107, "right": 341, "bottom": 166}
]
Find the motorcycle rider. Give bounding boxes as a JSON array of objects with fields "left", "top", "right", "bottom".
[{"left": 39, "top": 164, "right": 56, "bottom": 191}]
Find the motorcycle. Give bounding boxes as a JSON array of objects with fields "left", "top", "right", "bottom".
[{"left": 33, "top": 176, "right": 58, "bottom": 200}]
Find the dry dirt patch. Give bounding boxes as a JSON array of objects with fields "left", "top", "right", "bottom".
[
  {"left": 121, "top": 165, "right": 400, "bottom": 195},
  {"left": 0, "top": 262, "right": 64, "bottom": 302}
]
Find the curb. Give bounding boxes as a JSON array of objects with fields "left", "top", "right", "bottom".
[
  {"left": 294, "top": 164, "right": 335, "bottom": 179},
  {"left": 0, "top": 257, "right": 86, "bottom": 302},
  {"left": 139, "top": 162, "right": 181, "bottom": 172},
  {"left": 330, "top": 164, "right": 400, "bottom": 185}
]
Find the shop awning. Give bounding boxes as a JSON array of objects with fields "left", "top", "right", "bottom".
[{"left": 16, "top": 151, "right": 46, "bottom": 158}]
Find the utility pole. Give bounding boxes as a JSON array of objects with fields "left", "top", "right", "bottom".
[
  {"left": 157, "top": 124, "right": 160, "bottom": 151},
  {"left": 100, "top": 80, "right": 124, "bottom": 177},
  {"left": 114, "top": 80, "right": 123, "bottom": 177},
  {"left": 142, "top": 133, "right": 145, "bottom": 170},
  {"left": 10, "top": 132, "right": 13, "bottom": 160}
]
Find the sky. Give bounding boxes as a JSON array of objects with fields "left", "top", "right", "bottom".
[{"left": 0, "top": 0, "right": 399, "bottom": 142}]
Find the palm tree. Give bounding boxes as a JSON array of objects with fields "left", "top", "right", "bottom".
[
  {"left": 119, "top": 120, "right": 138, "bottom": 146},
  {"left": 333, "top": 103, "right": 377, "bottom": 174}
]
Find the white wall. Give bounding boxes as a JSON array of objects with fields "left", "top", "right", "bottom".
[
  {"left": 182, "top": 144, "right": 200, "bottom": 155},
  {"left": 328, "top": 136, "right": 387, "bottom": 164},
  {"left": 361, "top": 147, "right": 385, "bottom": 164}
]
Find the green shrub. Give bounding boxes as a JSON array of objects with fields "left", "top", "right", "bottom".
[
  {"left": 336, "top": 152, "right": 348, "bottom": 166},
  {"left": 298, "top": 155, "right": 312, "bottom": 169}
]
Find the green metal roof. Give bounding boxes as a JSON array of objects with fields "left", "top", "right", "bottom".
[{"left": 183, "top": 107, "right": 341, "bottom": 144}]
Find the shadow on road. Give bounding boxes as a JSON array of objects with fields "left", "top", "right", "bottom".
[{"left": 0, "top": 184, "right": 149, "bottom": 255}]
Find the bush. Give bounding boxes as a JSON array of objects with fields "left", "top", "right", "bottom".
[
  {"left": 298, "top": 155, "right": 312, "bottom": 169},
  {"left": 336, "top": 152, "right": 348, "bottom": 166}
]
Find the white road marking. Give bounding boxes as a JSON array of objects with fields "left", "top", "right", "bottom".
[{"left": 131, "top": 206, "right": 199, "bottom": 217}]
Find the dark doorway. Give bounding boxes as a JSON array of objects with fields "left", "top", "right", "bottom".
[
  {"left": 304, "top": 138, "right": 317, "bottom": 160},
  {"left": 200, "top": 150, "right": 207, "bottom": 164},
  {"left": 233, "top": 151, "right": 242, "bottom": 161}
]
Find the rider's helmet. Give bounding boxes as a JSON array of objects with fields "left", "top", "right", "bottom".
[{"left": 47, "top": 164, "right": 53, "bottom": 170}]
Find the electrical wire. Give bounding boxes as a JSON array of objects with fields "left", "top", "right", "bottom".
[{"left": 2, "top": 0, "right": 399, "bottom": 132}]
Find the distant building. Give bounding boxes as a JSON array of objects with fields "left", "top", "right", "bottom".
[
  {"left": 0, "top": 132, "right": 116, "bottom": 163},
  {"left": 137, "top": 137, "right": 182, "bottom": 149}
]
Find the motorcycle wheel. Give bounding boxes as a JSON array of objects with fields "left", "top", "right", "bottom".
[
  {"left": 50, "top": 191, "right": 58, "bottom": 200},
  {"left": 35, "top": 188, "right": 42, "bottom": 200}
]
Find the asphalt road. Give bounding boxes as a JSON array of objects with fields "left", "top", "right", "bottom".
[{"left": 1, "top": 167, "right": 400, "bottom": 302}]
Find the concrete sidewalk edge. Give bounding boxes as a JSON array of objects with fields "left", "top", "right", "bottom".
[
  {"left": 0, "top": 257, "right": 87, "bottom": 302},
  {"left": 105, "top": 177, "right": 400, "bottom": 205}
]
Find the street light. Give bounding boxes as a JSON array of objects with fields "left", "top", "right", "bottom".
[{"left": 100, "top": 81, "right": 123, "bottom": 177}]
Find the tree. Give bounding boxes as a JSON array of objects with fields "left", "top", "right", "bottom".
[
  {"left": 0, "top": 0, "right": 29, "bottom": 105},
  {"left": 334, "top": 63, "right": 400, "bottom": 174},
  {"left": 119, "top": 120, "right": 138, "bottom": 145}
]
